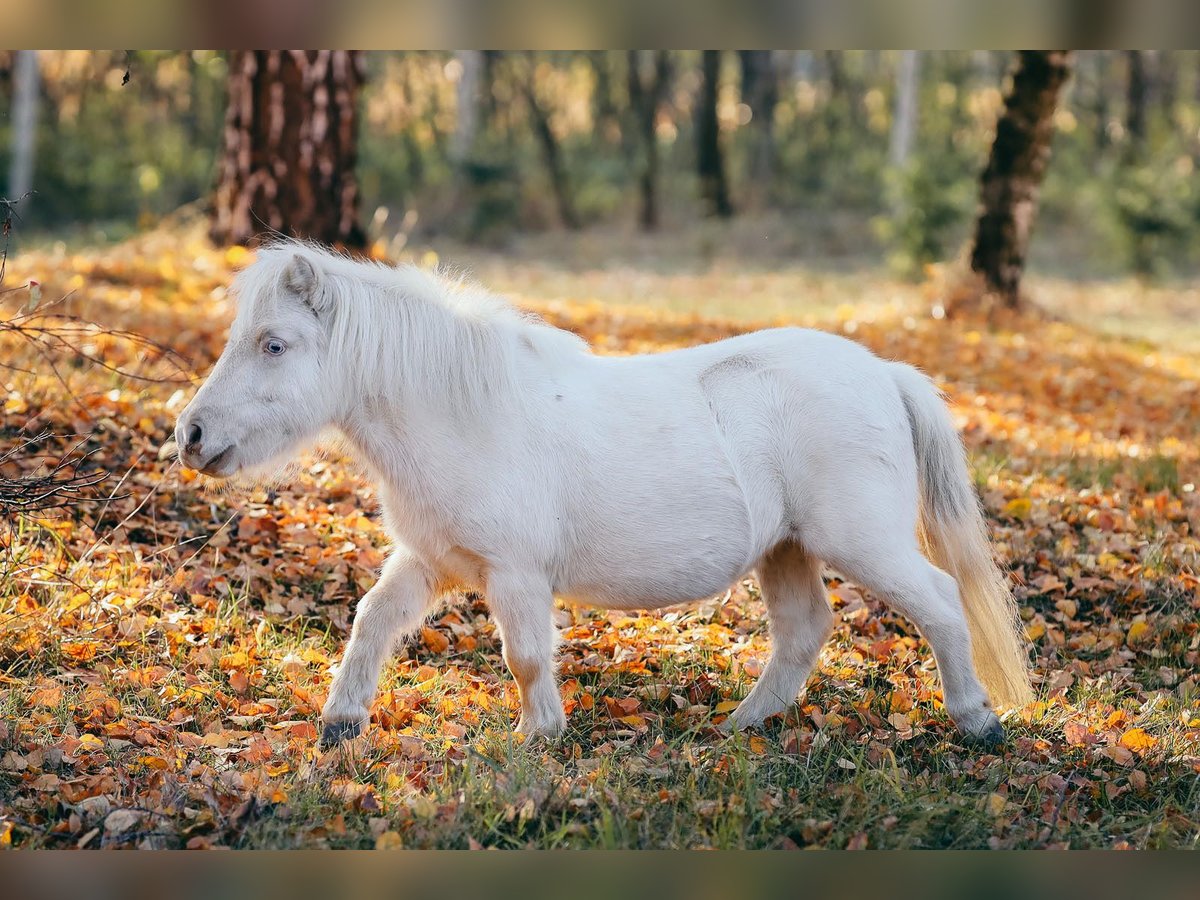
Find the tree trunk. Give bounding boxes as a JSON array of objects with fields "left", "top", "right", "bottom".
[
  {"left": 522, "top": 55, "right": 580, "bottom": 230},
  {"left": 889, "top": 51, "right": 921, "bottom": 167},
  {"left": 452, "top": 51, "right": 485, "bottom": 164},
  {"left": 7, "top": 50, "right": 40, "bottom": 202},
  {"left": 1090, "top": 51, "right": 1112, "bottom": 152},
  {"left": 1156, "top": 51, "right": 1178, "bottom": 130},
  {"left": 210, "top": 51, "right": 365, "bottom": 247},
  {"left": 627, "top": 51, "right": 671, "bottom": 231},
  {"left": 969, "top": 51, "right": 1073, "bottom": 310},
  {"left": 589, "top": 51, "right": 620, "bottom": 142},
  {"left": 696, "top": 50, "right": 733, "bottom": 218},
  {"left": 738, "top": 50, "right": 778, "bottom": 188},
  {"left": 1126, "top": 50, "right": 1148, "bottom": 146}
]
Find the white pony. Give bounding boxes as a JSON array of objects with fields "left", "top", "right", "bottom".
[{"left": 175, "top": 241, "right": 1032, "bottom": 748}]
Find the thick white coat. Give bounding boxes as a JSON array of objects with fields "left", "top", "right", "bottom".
[{"left": 176, "top": 242, "right": 1032, "bottom": 744}]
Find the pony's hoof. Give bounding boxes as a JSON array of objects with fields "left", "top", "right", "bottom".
[
  {"left": 515, "top": 717, "right": 566, "bottom": 741},
  {"left": 320, "top": 720, "right": 363, "bottom": 749}
]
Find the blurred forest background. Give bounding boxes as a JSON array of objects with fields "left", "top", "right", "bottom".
[
  {"left": 3, "top": 50, "right": 1200, "bottom": 283},
  {"left": 1, "top": 51, "right": 1199, "bottom": 850}
]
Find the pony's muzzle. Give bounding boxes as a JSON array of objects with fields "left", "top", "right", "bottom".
[
  {"left": 175, "top": 414, "right": 233, "bottom": 475},
  {"left": 175, "top": 414, "right": 204, "bottom": 463}
]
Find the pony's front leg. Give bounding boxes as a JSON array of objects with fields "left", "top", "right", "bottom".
[
  {"left": 487, "top": 571, "right": 566, "bottom": 738},
  {"left": 321, "top": 550, "right": 434, "bottom": 747}
]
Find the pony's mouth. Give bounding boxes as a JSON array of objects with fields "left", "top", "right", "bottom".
[{"left": 197, "top": 445, "right": 236, "bottom": 477}]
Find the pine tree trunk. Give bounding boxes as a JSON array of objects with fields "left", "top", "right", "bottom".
[
  {"left": 1156, "top": 51, "right": 1178, "bottom": 130},
  {"left": 210, "top": 51, "right": 366, "bottom": 248},
  {"left": 452, "top": 51, "right": 484, "bottom": 164},
  {"left": 7, "top": 50, "right": 39, "bottom": 202},
  {"left": 889, "top": 51, "right": 920, "bottom": 167},
  {"left": 589, "top": 51, "right": 620, "bottom": 141},
  {"left": 696, "top": 50, "right": 733, "bottom": 218},
  {"left": 738, "top": 50, "right": 778, "bottom": 189},
  {"left": 1126, "top": 50, "right": 1148, "bottom": 146},
  {"left": 969, "top": 51, "right": 1073, "bottom": 310},
  {"left": 523, "top": 54, "right": 580, "bottom": 230},
  {"left": 1090, "top": 51, "right": 1112, "bottom": 152},
  {"left": 627, "top": 51, "right": 671, "bottom": 231}
]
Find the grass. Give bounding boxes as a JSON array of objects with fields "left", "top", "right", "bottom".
[{"left": 0, "top": 222, "right": 1198, "bottom": 848}]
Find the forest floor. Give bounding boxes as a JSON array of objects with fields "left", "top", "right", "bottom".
[{"left": 0, "top": 221, "right": 1197, "bottom": 849}]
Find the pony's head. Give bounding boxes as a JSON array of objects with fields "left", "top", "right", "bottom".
[{"left": 175, "top": 247, "right": 339, "bottom": 479}]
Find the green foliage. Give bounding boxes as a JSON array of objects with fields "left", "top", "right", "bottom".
[
  {"left": 1106, "top": 147, "right": 1198, "bottom": 277},
  {"left": 875, "top": 155, "right": 975, "bottom": 278},
  {"left": 0, "top": 51, "right": 224, "bottom": 236},
  {"left": 8, "top": 51, "right": 1200, "bottom": 279}
]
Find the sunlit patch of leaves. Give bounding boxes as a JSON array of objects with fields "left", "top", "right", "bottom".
[{"left": 0, "top": 227, "right": 1196, "bottom": 849}]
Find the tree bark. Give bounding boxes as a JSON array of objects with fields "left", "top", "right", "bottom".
[
  {"left": 7, "top": 51, "right": 40, "bottom": 202},
  {"left": 696, "top": 50, "right": 733, "bottom": 218},
  {"left": 627, "top": 51, "right": 671, "bottom": 231},
  {"left": 452, "top": 51, "right": 485, "bottom": 164},
  {"left": 210, "top": 51, "right": 365, "bottom": 248},
  {"left": 589, "top": 51, "right": 620, "bottom": 142},
  {"left": 969, "top": 51, "right": 1073, "bottom": 310},
  {"left": 522, "top": 55, "right": 580, "bottom": 230},
  {"left": 889, "top": 51, "right": 921, "bottom": 168},
  {"left": 738, "top": 50, "right": 778, "bottom": 187},
  {"left": 1155, "top": 51, "right": 1178, "bottom": 130},
  {"left": 1089, "top": 50, "right": 1112, "bottom": 151},
  {"left": 1126, "top": 50, "right": 1148, "bottom": 146}
]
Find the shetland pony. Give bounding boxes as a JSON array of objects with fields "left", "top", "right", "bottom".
[{"left": 175, "top": 242, "right": 1031, "bottom": 747}]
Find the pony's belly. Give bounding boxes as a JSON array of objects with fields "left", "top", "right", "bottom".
[
  {"left": 558, "top": 569, "right": 744, "bottom": 611},
  {"left": 556, "top": 521, "right": 758, "bottom": 610}
]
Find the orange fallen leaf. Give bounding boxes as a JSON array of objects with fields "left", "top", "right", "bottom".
[
  {"left": 421, "top": 626, "right": 450, "bottom": 654},
  {"left": 1118, "top": 728, "right": 1157, "bottom": 754}
]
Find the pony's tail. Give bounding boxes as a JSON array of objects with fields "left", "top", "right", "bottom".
[{"left": 891, "top": 363, "right": 1033, "bottom": 709}]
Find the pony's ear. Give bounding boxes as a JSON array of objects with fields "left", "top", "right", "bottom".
[{"left": 281, "top": 253, "right": 329, "bottom": 314}]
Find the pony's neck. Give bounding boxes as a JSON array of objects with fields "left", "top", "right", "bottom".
[{"left": 327, "top": 269, "right": 523, "bottom": 428}]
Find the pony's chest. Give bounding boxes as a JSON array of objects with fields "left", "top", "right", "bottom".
[
  {"left": 377, "top": 491, "right": 493, "bottom": 591},
  {"left": 431, "top": 545, "right": 491, "bottom": 593}
]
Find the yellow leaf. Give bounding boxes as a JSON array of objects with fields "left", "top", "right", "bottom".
[
  {"left": 65, "top": 592, "right": 91, "bottom": 612},
  {"left": 375, "top": 831, "right": 404, "bottom": 850},
  {"left": 225, "top": 245, "right": 254, "bottom": 268},
  {"left": 986, "top": 793, "right": 1007, "bottom": 816},
  {"left": 0, "top": 820, "right": 12, "bottom": 848},
  {"left": 714, "top": 700, "right": 741, "bottom": 714},
  {"left": 1126, "top": 620, "right": 1151, "bottom": 644},
  {"left": 219, "top": 651, "right": 249, "bottom": 670},
  {"left": 1001, "top": 498, "right": 1032, "bottom": 521},
  {"left": 78, "top": 734, "right": 104, "bottom": 752},
  {"left": 748, "top": 735, "right": 768, "bottom": 755}
]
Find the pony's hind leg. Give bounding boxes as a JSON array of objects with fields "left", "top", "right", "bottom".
[
  {"left": 828, "top": 544, "right": 1000, "bottom": 743},
  {"left": 321, "top": 550, "right": 435, "bottom": 747},
  {"left": 727, "top": 542, "right": 834, "bottom": 730}
]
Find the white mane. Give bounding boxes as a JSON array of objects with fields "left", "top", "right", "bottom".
[{"left": 235, "top": 240, "right": 586, "bottom": 419}]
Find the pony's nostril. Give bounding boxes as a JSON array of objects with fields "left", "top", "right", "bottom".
[{"left": 186, "top": 423, "right": 202, "bottom": 448}]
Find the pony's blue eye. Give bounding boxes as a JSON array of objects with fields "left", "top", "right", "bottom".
[{"left": 263, "top": 338, "right": 287, "bottom": 356}]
